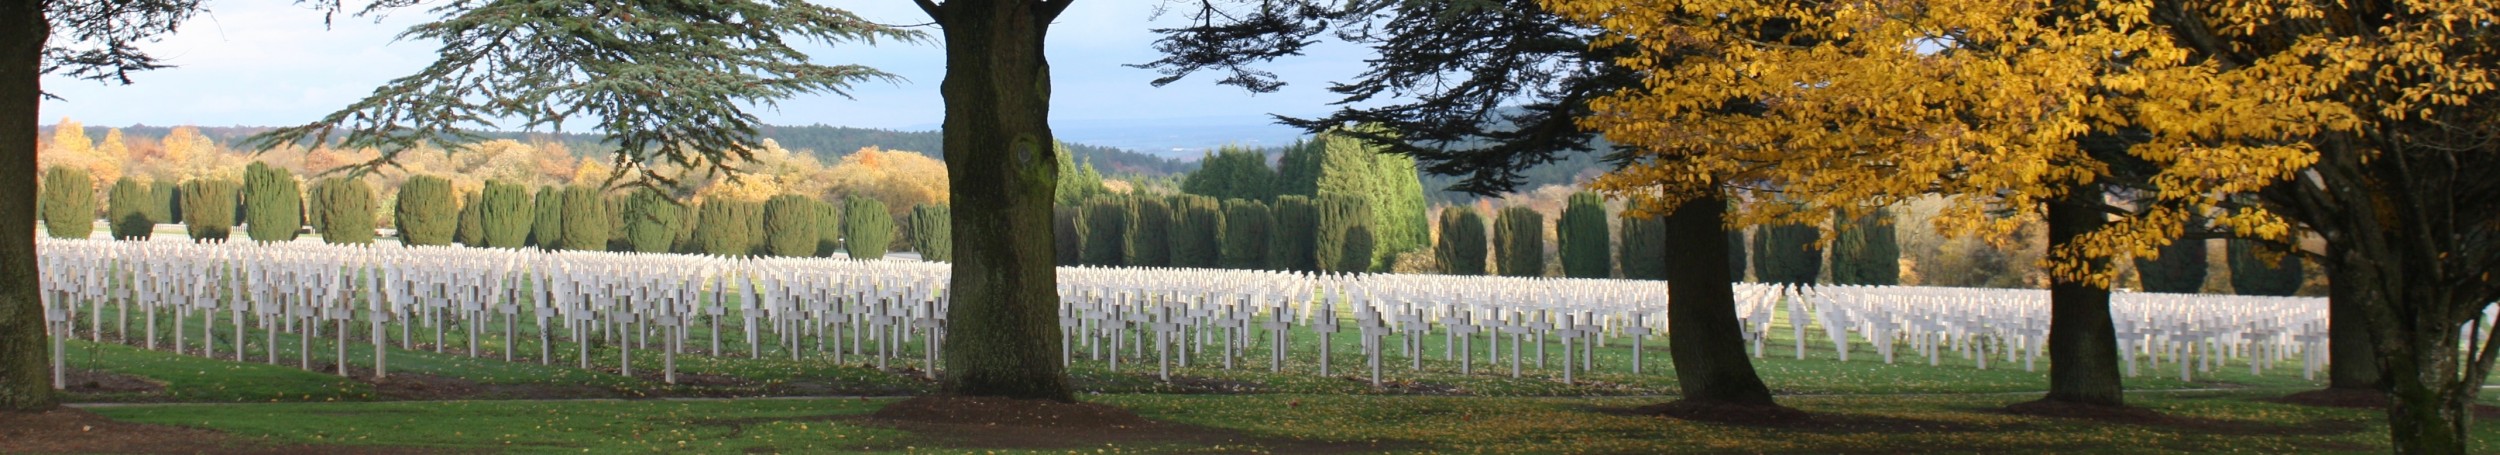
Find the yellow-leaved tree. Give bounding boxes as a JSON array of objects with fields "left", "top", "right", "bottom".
[{"left": 1545, "top": 0, "right": 2499, "bottom": 451}]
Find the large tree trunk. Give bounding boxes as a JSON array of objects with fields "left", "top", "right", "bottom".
[
  {"left": 927, "top": 0, "right": 1074, "bottom": 401},
  {"left": 0, "top": 0, "right": 51, "bottom": 413},
  {"left": 2323, "top": 241, "right": 2383, "bottom": 391},
  {"left": 1660, "top": 192, "right": 1775, "bottom": 404},
  {"left": 2043, "top": 187, "right": 2124, "bottom": 406}
]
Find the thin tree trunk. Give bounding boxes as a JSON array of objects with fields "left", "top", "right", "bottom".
[
  {"left": 926, "top": 0, "right": 1075, "bottom": 402},
  {"left": 1661, "top": 192, "right": 1775, "bottom": 404},
  {"left": 2043, "top": 186, "right": 2124, "bottom": 406},
  {"left": 0, "top": 0, "right": 50, "bottom": 412}
]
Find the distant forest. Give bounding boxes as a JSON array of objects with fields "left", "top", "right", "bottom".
[{"left": 51, "top": 124, "right": 1197, "bottom": 178}]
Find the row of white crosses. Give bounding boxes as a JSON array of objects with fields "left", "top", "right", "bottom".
[{"left": 37, "top": 237, "right": 2389, "bottom": 391}]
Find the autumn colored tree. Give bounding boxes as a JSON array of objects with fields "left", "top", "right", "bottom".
[
  {"left": 1437, "top": 207, "right": 1489, "bottom": 275},
  {"left": 1557, "top": 192, "right": 1610, "bottom": 278},
  {"left": 38, "top": 166, "right": 93, "bottom": 239}
]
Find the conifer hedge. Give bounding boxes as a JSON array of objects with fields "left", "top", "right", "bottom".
[
  {"left": 396, "top": 176, "right": 458, "bottom": 246},
  {"left": 1125, "top": 196, "right": 1172, "bottom": 267},
  {"left": 1315, "top": 194, "right": 1374, "bottom": 273},
  {"left": 1492, "top": 206, "right": 1545, "bottom": 277},
  {"left": 107, "top": 177, "right": 152, "bottom": 240},
  {"left": 2137, "top": 238, "right": 2208, "bottom": 293},
  {"left": 39, "top": 167, "right": 94, "bottom": 239},
  {"left": 477, "top": 181, "right": 533, "bottom": 248},
  {"left": 531, "top": 186, "right": 564, "bottom": 249},
  {"left": 1753, "top": 222, "right": 1823, "bottom": 285},
  {"left": 1169, "top": 195, "right": 1223, "bottom": 268},
  {"left": 621, "top": 189, "right": 684, "bottom": 253},
  {"left": 179, "top": 179, "right": 239, "bottom": 242},
  {"left": 1618, "top": 213, "right": 1667, "bottom": 280},
  {"left": 1219, "top": 199, "right": 1270, "bottom": 269},
  {"left": 1081, "top": 196, "right": 1130, "bottom": 266},
  {"left": 2229, "top": 239, "right": 2304, "bottom": 296},
  {"left": 1268, "top": 195, "right": 1318, "bottom": 272},
  {"left": 312, "top": 178, "right": 376, "bottom": 245},
  {"left": 243, "top": 162, "right": 303, "bottom": 242},
  {"left": 1436, "top": 207, "right": 1489, "bottom": 275},
  {"left": 1557, "top": 192, "right": 1610, "bottom": 278},
  {"left": 558, "top": 186, "right": 609, "bottom": 251},
  {"left": 1054, "top": 205, "right": 1086, "bottom": 266},
  {"left": 840, "top": 196, "right": 892, "bottom": 260},
  {"left": 764, "top": 194, "right": 824, "bottom": 257},
  {"left": 906, "top": 203, "right": 951, "bottom": 262}
]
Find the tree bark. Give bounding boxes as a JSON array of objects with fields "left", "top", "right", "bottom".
[
  {"left": 0, "top": 0, "right": 51, "bottom": 412},
  {"left": 1661, "top": 192, "right": 1775, "bottom": 404},
  {"left": 2043, "top": 186, "right": 2125, "bottom": 406},
  {"left": 2323, "top": 241, "right": 2383, "bottom": 391},
  {"left": 927, "top": 0, "right": 1075, "bottom": 401}
]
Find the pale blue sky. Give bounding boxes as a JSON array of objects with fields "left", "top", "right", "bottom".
[{"left": 36, "top": 1, "right": 1368, "bottom": 138}]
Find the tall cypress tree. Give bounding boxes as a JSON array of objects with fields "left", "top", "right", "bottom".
[
  {"left": 1557, "top": 192, "right": 1611, "bottom": 278},
  {"left": 558, "top": 186, "right": 608, "bottom": 252},
  {"left": 1268, "top": 195, "right": 1319, "bottom": 272},
  {"left": 763, "top": 194, "right": 824, "bottom": 257},
  {"left": 179, "top": 179, "right": 239, "bottom": 242},
  {"left": 695, "top": 198, "right": 764, "bottom": 256},
  {"left": 1619, "top": 213, "right": 1667, "bottom": 280},
  {"left": 147, "top": 179, "right": 178, "bottom": 227},
  {"left": 1054, "top": 204, "right": 1086, "bottom": 266},
  {"left": 812, "top": 200, "right": 840, "bottom": 257},
  {"left": 454, "top": 191, "right": 486, "bottom": 247},
  {"left": 531, "top": 186, "right": 564, "bottom": 249},
  {"left": 1753, "top": 222, "right": 1823, "bottom": 285},
  {"left": 1081, "top": 196, "right": 1130, "bottom": 266},
  {"left": 38, "top": 167, "right": 94, "bottom": 239},
  {"left": 312, "top": 178, "right": 376, "bottom": 245},
  {"left": 1436, "top": 206, "right": 1489, "bottom": 275},
  {"left": 477, "top": 181, "right": 533, "bottom": 248},
  {"left": 1314, "top": 194, "right": 1373, "bottom": 272},
  {"left": 106, "top": 177, "right": 152, "bottom": 240},
  {"left": 242, "top": 162, "right": 303, "bottom": 242},
  {"left": 1728, "top": 229, "right": 1750, "bottom": 282},
  {"left": 620, "top": 189, "right": 683, "bottom": 253},
  {"left": 907, "top": 203, "right": 952, "bottom": 262},
  {"left": 1830, "top": 210, "right": 1900, "bottom": 286},
  {"left": 395, "top": 175, "right": 458, "bottom": 246},
  {"left": 2137, "top": 238, "right": 2209, "bottom": 293},
  {"left": 840, "top": 196, "right": 892, "bottom": 260},
  {"left": 1219, "top": 199, "right": 1270, "bottom": 269},
  {"left": 2229, "top": 239, "right": 2304, "bottom": 296},
  {"left": 1181, "top": 146, "right": 1279, "bottom": 201},
  {"left": 1169, "top": 195, "right": 1223, "bottom": 268},
  {"left": 1125, "top": 196, "right": 1172, "bottom": 267},
  {"left": 1492, "top": 206, "right": 1545, "bottom": 277}
]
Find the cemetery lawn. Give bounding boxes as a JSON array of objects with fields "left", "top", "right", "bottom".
[{"left": 69, "top": 391, "right": 2500, "bottom": 454}]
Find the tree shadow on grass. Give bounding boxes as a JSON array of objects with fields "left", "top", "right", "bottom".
[{"left": 695, "top": 396, "right": 1426, "bottom": 454}]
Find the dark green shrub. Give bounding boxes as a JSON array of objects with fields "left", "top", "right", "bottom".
[
  {"left": 840, "top": 196, "right": 893, "bottom": 260},
  {"left": 1753, "top": 222, "right": 1823, "bottom": 285},
  {"left": 558, "top": 186, "right": 609, "bottom": 251},
  {"left": 454, "top": 192, "right": 486, "bottom": 247},
  {"left": 2229, "top": 239, "right": 2303, "bottom": 296},
  {"left": 242, "top": 162, "right": 303, "bottom": 242},
  {"left": 477, "top": 181, "right": 533, "bottom": 248},
  {"left": 395, "top": 175, "right": 458, "bottom": 246},
  {"left": 764, "top": 194, "right": 824, "bottom": 257},
  {"left": 1618, "top": 213, "right": 1667, "bottom": 280},
  {"left": 148, "top": 179, "right": 179, "bottom": 226},
  {"left": 107, "top": 177, "right": 153, "bottom": 240},
  {"left": 1492, "top": 206, "right": 1545, "bottom": 277},
  {"left": 906, "top": 203, "right": 951, "bottom": 261},
  {"left": 40, "top": 166, "right": 95, "bottom": 239},
  {"left": 312, "top": 178, "right": 376, "bottom": 244},
  {"left": 1557, "top": 192, "right": 1611, "bottom": 278},
  {"left": 179, "top": 179, "right": 239, "bottom": 242},
  {"left": 2137, "top": 238, "right": 2208, "bottom": 293},
  {"left": 1055, "top": 204, "right": 1086, "bottom": 266},
  {"left": 1340, "top": 225, "right": 1376, "bottom": 273},
  {"left": 1315, "top": 194, "right": 1373, "bottom": 272},
  {"left": 1831, "top": 210, "right": 1901, "bottom": 286},
  {"left": 620, "top": 189, "right": 684, "bottom": 253},
  {"left": 1437, "top": 207, "right": 1489, "bottom": 275},
  {"left": 1268, "top": 195, "right": 1318, "bottom": 272},
  {"left": 695, "top": 198, "right": 764, "bottom": 256},
  {"left": 1126, "top": 196, "right": 1172, "bottom": 267},
  {"left": 1168, "top": 195, "right": 1223, "bottom": 268},
  {"left": 1219, "top": 199, "right": 1270, "bottom": 269},
  {"left": 531, "top": 186, "right": 563, "bottom": 248},
  {"left": 812, "top": 200, "right": 840, "bottom": 257},
  {"left": 1728, "top": 230, "right": 1750, "bottom": 282},
  {"left": 1180, "top": 146, "right": 1278, "bottom": 201},
  {"left": 1081, "top": 196, "right": 1130, "bottom": 266}
]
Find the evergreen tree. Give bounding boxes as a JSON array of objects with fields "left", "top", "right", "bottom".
[
  {"left": 179, "top": 179, "right": 239, "bottom": 242},
  {"left": 1492, "top": 206, "right": 1545, "bottom": 277},
  {"left": 695, "top": 198, "right": 764, "bottom": 256},
  {"left": 395, "top": 175, "right": 458, "bottom": 246},
  {"left": 603, "top": 194, "right": 631, "bottom": 251},
  {"left": 454, "top": 192, "right": 486, "bottom": 247},
  {"left": 1268, "top": 195, "right": 1319, "bottom": 271},
  {"left": 813, "top": 200, "right": 841, "bottom": 257},
  {"left": 840, "top": 196, "right": 893, "bottom": 260},
  {"left": 1181, "top": 146, "right": 1278, "bottom": 201},
  {"left": 477, "top": 181, "right": 533, "bottom": 248},
  {"left": 37, "top": 167, "right": 93, "bottom": 239},
  {"left": 2229, "top": 239, "right": 2304, "bottom": 296},
  {"left": 2137, "top": 238, "right": 2209, "bottom": 294},
  {"left": 1219, "top": 199, "right": 1271, "bottom": 269},
  {"left": 1619, "top": 213, "right": 1668, "bottom": 280},
  {"left": 1054, "top": 205, "right": 1086, "bottom": 266},
  {"left": 1557, "top": 192, "right": 1611, "bottom": 278},
  {"left": 1169, "top": 195, "right": 1223, "bottom": 267},
  {"left": 620, "top": 189, "right": 684, "bottom": 253},
  {"left": 1436, "top": 207, "right": 1489, "bottom": 275},
  {"left": 1081, "top": 196, "right": 1130, "bottom": 266},
  {"left": 1125, "top": 196, "right": 1173, "bottom": 267},
  {"left": 558, "top": 186, "right": 609, "bottom": 252},
  {"left": 106, "top": 177, "right": 151, "bottom": 240},
  {"left": 1829, "top": 210, "right": 1901, "bottom": 286},
  {"left": 305, "top": 179, "right": 332, "bottom": 234},
  {"left": 147, "top": 179, "right": 178, "bottom": 227},
  {"left": 1054, "top": 143, "right": 1109, "bottom": 206},
  {"left": 1274, "top": 127, "right": 1432, "bottom": 268},
  {"left": 531, "top": 186, "right": 564, "bottom": 249},
  {"left": 1315, "top": 194, "right": 1374, "bottom": 272},
  {"left": 1753, "top": 223, "right": 1823, "bottom": 285},
  {"left": 312, "top": 178, "right": 376, "bottom": 245},
  {"left": 763, "top": 194, "right": 824, "bottom": 257},
  {"left": 1728, "top": 229, "right": 1750, "bottom": 282},
  {"left": 242, "top": 162, "right": 303, "bottom": 242},
  {"left": 907, "top": 203, "right": 953, "bottom": 262}
]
